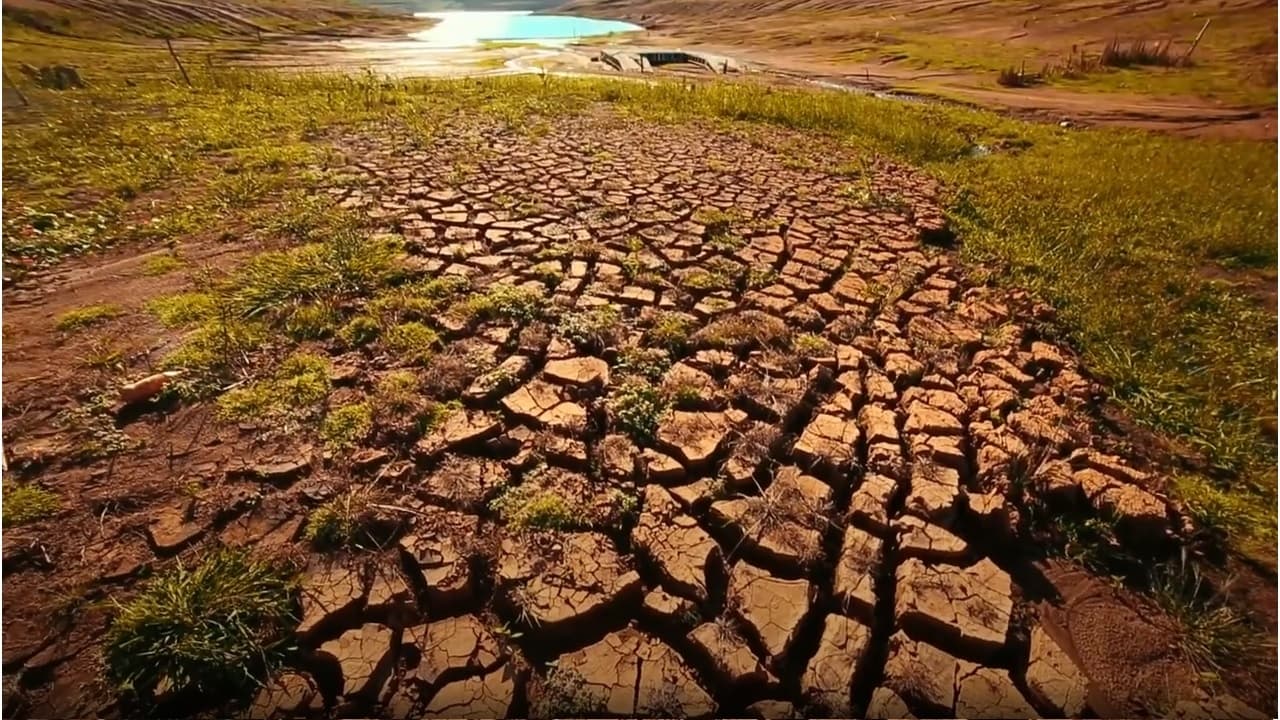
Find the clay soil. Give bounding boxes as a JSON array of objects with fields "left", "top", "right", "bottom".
[{"left": 3, "top": 101, "right": 1274, "bottom": 719}]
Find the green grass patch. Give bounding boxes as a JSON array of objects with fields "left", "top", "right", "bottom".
[
  {"left": 56, "top": 303, "right": 122, "bottom": 332},
  {"left": 320, "top": 403, "right": 373, "bottom": 451},
  {"left": 146, "top": 292, "right": 217, "bottom": 328},
  {"left": 141, "top": 254, "right": 183, "bottom": 276},
  {"left": 609, "top": 381, "right": 669, "bottom": 445},
  {"left": 216, "top": 351, "right": 330, "bottom": 422},
  {"left": 2, "top": 483, "right": 60, "bottom": 526},
  {"left": 103, "top": 547, "right": 297, "bottom": 698},
  {"left": 382, "top": 321, "right": 440, "bottom": 365}
]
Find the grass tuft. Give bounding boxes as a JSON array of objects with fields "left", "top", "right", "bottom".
[
  {"left": 103, "top": 547, "right": 297, "bottom": 698},
  {"left": 56, "top": 304, "right": 122, "bottom": 332}
]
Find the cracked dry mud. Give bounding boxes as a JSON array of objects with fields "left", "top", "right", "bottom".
[{"left": 3, "top": 106, "right": 1263, "bottom": 720}]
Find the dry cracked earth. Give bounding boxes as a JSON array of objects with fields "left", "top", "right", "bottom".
[{"left": 2, "top": 108, "right": 1267, "bottom": 719}]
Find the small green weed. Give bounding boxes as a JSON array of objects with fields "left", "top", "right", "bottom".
[
  {"left": 56, "top": 304, "right": 122, "bottom": 332},
  {"left": 610, "top": 381, "right": 669, "bottom": 445},
  {"left": 383, "top": 321, "right": 440, "bottom": 365},
  {"left": 216, "top": 351, "right": 330, "bottom": 422},
  {"left": 338, "top": 314, "right": 380, "bottom": 347},
  {"left": 303, "top": 488, "right": 393, "bottom": 549},
  {"left": 2, "top": 484, "right": 60, "bottom": 526},
  {"left": 141, "top": 254, "right": 183, "bottom": 276},
  {"left": 146, "top": 293, "right": 217, "bottom": 328},
  {"left": 490, "top": 483, "right": 580, "bottom": 531},
  {"left": 320, "top": 403, "right": 373, "bottom": 451},
  {"left": 558, "top": 305, "right": 625, "bottom": 351}
]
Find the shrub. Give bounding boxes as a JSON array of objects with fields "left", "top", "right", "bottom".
[
  {"left": 56, "top": 304, "right": 122, "bottom": 332},
  {"left": 616, "top": 345, "right": 671, "bottom": 383},
  {"left": 693, "top": 310, "right": 791, "bottom": 350},
  {"left": 454, "top": 284, "right": 545, "bottom": 324},
  {"left": 103, "top": 547, "right": 297, "bottom": 698},
  {"left": 2, "top": 484, "right": 59, "bottom": 526}
]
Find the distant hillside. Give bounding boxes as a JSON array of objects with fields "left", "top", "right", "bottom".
[{"left": 2, "top": 0, "right": 408, "bottom": 41}]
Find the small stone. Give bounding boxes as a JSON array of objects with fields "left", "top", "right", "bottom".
[
  {"left": 657, "top": 411, "right": 731, "bottom": 470},
  {"left": 895, "top": 558, "right": 1012, "bottom": 660},
  {"left": 544, "top": 356, "right": 610, "bottom": 389},
  {"left": 1025, "top": 625, "right": 1088, "bottom": 717},
  {"left": 833, "top": 525, "right": 881, "bottom": 622},
  {"left": 318, "top": 623, "right": 396, "bottom": 699},
  {"left": 801, "top": 613, "right": 872, "bottom": 715},
  {"left": 894, "top": 515, "right": 969, "bottom": 564},
  {"left": 688, "top": 622, "right": 777, "bottom": 691},
  {"left": 728, "top": 561, "right": 813, "bottom": 666}
]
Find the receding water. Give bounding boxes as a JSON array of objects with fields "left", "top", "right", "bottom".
[{"left": 410, "top": 10, "right": 642, "bottom": 47}]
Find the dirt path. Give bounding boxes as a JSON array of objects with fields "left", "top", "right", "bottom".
[{"left": 3, "top": 108, "right": 1272, "bottom": 718}]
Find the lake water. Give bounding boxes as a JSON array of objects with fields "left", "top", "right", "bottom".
[{"left": 410, "top": 10, "right": 642, "bottom": 46}]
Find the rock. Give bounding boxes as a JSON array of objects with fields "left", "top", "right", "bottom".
[
  {"left": 965, "top": 493, "right": 1017, "bottom": 542},
  {"left": 552, "top": 628, "right": 715, "bottom": 718},
  {"left": 687, "top": 622, "right": 777, "bottom": 692},
  {"left": 1089, "top": 482, "right": 1169, "bottom": 550},
  {"left": 657, "top": 411, "right": 730, "bottom": 470},
  {"left": 801, "top": 613, "right": 872, "bottom": 715},
  {"left": 318, "top": 623, "right": 396, "bottom": 700},
  {"left": 145, "top": 504, "right": 206, "bottom": 555},
  {"left": 903, "top": 462, "right": 960, "bottom": 525},
  {"left": 501, "top": 379, "right": 586, "bottom": 432},
  {"left": 882, "top": 632, "right": 960, "bottom": 714},
  {"left": 748, "top": 699, "right": 798, "bottom": 719},
  {"left": 1029, "top": 341, "right": 1067, "bottom": 371},
  {"left": 895, "top": 558, "right": 1013, "bottom": 660},
  {"left": 544, "top": 356, "right": 610, "bottom": 389},
  {"left": 709, "top": 467, "right": 828, "bottom": 572},
  {"left": 415, "top": 411, "right": 501, "bottom": 457},
  {"left": 599, "top": 434, "right": 639, "bottom": 481},
  {"left": 398, "top": 511, "right": 480, "bottom": 616},
  {"left": 497, "top": 531, "right": 642, "bottom": 633},
  {"left": 893, "top": 516, "right": 969, "bottom": 564},
  {"left": 640, "top": 588, "right": 697, "bottom": 628},
  {"left": 422, "top": 665, "right": 518, "bottom": 718},
  {"left": 792, "top": 413, "right": 859, "bottom": 476},
  {"left": 904, "top": 402, "right": 963, "bottom": 437},
  {"left": 465, "top": 355, "right": 531, "bottom": 401},
  {"left": 402, "top": 615, "right": 504, "bottom": 688},
  {"left": 848, "top": 473, "right": 898, "bottom": 533},
  {"left": 865, "top": 687, "right": 916, "bottom": 719},
  {"left": 247, "top": 671, "right": 323, "bottom": 719},
  {"left": 858, "top": 404, "right": 899, "bottom": 445},
  {"left": 955, "top": 661, "right": 1040, "bottom": 719},
  {"left": 1025, "top": 625, "right": 1088, "bottom": 718},
  {"left": 642, "top": 448, "right": 687, "bottom": 484},
  {"left": 833, "top": 525, "right": 882, "bottom": 622},
  {"left": 297, "top": 559, "right": 368, "bottom": 637},
  {"left": 419, "top": 456, "right": 507, "bottom": 511},
  {"left": 631, "top": 485, "right": 723, "bottom": 601},
  {"left": 728, "top": 561, "right": 813, "bottom": 667},
  {"left": 237, "top": 456, "right": 311, "bottom": 485}
]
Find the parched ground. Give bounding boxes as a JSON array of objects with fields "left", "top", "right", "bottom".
[{"left": 2, "top": 106, "right": 1272, "bottom": 719}]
